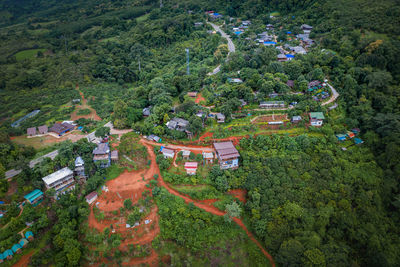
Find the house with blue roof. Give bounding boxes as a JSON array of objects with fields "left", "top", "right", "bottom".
[
  {"left": 336, "top": 134, "right": 347, "bottom": 141},
  {"left": 11, "top": 243, "right": 22, "bottom": 254},
  {"left": 25, "top": 231, "right": 34, "bottom": 241},
  {"left": 263, "top": 41, "right": 277, "bottom": 46},
  {"left": 19, "top": 238, "right": 29, "bottom": 248},
  {"left": 3, "top": 249, "right": 13, "bottom": 259},
  {"left": 24, "top": 189, "right": 43, "bottom": 206},
  {"left": 0, "top": 252, "right": 4, "bottom": 263},
  {"left": 286, "top": 54, "right": 295, "bottom": 60}
]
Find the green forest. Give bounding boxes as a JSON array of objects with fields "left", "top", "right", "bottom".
[{"left": 0, "top": 0, "right": 399, "bottom": 266}]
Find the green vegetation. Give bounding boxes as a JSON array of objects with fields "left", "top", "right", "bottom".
[
  {"left": 76, "top": 108, "right": 91, "bottom": 116},
  {"left": 14, "top": 48, "right": 46, "bottom": 61}
]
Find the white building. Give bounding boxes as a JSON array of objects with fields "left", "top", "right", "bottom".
[{"left": 42, "top": 167, "right": 75, "bottom": 197}]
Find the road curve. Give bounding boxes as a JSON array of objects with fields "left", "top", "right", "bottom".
[
  {"left": 207, "top": 22, "right": 236, "bottom": 76},
  {"left": 322, "top": 83, "right": 339, "bottom": 106}
]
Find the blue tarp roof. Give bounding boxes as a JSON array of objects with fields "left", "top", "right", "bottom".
[
  {"left": 0, "top": 252, "right": 4, "bottom": 260},
  {"left": 287, "top": 31, "right": 292, "bottom": 34},
  {"left": 264, "top": 41, "right": 276, "bottom": 44},
  {"left": 3, "top": 249, "right": 13, "bottom": 257},
  {"left": 11, "top": 244, "right": 21, "bottom": 253},
  {"left": 24, "top": 189, "right": 43, "bottom": 203},
  {"left": 25, "top": 231, "right": 34, "bottom": 239},
  {"left": 19, "top": 238, "right": 28, "bottom": 247},
  {"left": 354, "top": 138, "right": 364, "bottom": 144},
  {"left": 234, "top": 31, "right": 242, "bottom": 35},
  {"left": 0, "top": 201, "right": 4, "bottom": 204},
  {"left": 286, "top": 54, "right": 295, "bottom": 58}
]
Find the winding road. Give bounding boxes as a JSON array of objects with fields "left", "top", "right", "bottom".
[
  {"left": 322, "top": 83, "right": 339, "bottom": 106},
  {"left": 207, "top": 22, "right": 236, "bottom": 76}
]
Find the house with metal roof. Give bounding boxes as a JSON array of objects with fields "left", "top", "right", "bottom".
[
  {"left": 38, "top": 125, "right": 48, "bottom": 135},
  {"left": 3, "top": 249, "right": 13, "bottom": 259},
  {"left": 291, "top": 116, "right": 302, "bottom": 123},
  {"left": 309, "top": 112, "right": 325, "bottom": 126},
  {"left": 75, "top": 156, "right": 86, "bottom": 178},
  {"left": 161, "top": 147, "right": 175, "bottom": 159},
  {"left": 203, "top": 152, "right": 214, "bottom": 164},
  {"left": 111, "top": 150, "right": 119, "bottom": 162},
  {"left": 85, "top": 192, "right": 98, "bottom": 205},
  {"left": 25, "top": 231, "right": 34, "bottom": 241},
  {"left": 49, "top": 122, "right": 75, "bottom": 136},
  {"left": 42, "top": 167, "right": 75, "bottom": 197},
  {"left": 216, "top": 113, "right": 225, "bottom": 123},
  {"left": 181, "top": 150, "right": 191, "bottom": 160},
  {"left": 24, "top": 189, "right": 43, "bottom": 206},
  {"left": 27, "top": 127, "right": 36, "bottom": 136},
  {"left": 19, "top": 238, "right": 29, "bottom": 248},
  {"left": 166, "top": 118, "right": 189, "bottom": 132},
  {"left": 184, "top": 162, "right": 198, "bottom": 175},
  {"left": 11, "top": 243, "right": 22, "bottom": 254},
  {"left": 213, "top": 142, "right": 240, "bottom": 170},
  {"left": 336, "top": 134, "right": 347, "bottom": 141},
  {"left": 259, "top": 101, "right": 285, "bottom": 109},
  {"left": 93, "top": 143, "right": 111, "bottom": 168}
]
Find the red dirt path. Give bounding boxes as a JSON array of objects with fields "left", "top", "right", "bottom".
[
  {"left": 228, "top": 189, "right": 247, "bottom": 203},
  {"left": 13, "top": 251, "right": 34, "bottom": 267},
  {"left": 195, "top": 93, "right": 205, "bottom": 104},
  {"left": 142, "top": 140, "right": 276, "bottom": 267},
  {"left": 71, "top": 87, "right": 102, "bottom": 121}
]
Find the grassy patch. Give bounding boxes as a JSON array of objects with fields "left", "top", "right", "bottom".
[
  {"left": 105, "top": 164, "right": 125, "bottom": 181},
  {"left": 14, "top": 48, "right": 46, "bottom": 60},
  {"left": 136, "top": 13, "right": 149, "bottom": 22},
  {"left": 77, "top": 108, "right": 92, "bottom": 115}
]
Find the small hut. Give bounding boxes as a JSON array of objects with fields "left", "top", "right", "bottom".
[
  {"left": 3, "top": 249, "right": 13, "bottom": 260},
  {"left": 25, "top": 231, "right": 34, "bottom": 241},
  {"left": 182, "top": 150, "right": 191, "bottom": 160},
  {"left": 11, "top": 243, "right": 22, "bottom": 254},
  {"left": 19, "top": 238, "right": 29, "bottom": 248}
]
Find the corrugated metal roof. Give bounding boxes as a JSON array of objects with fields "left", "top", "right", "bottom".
[{"left": 42, "top": 167, "right": 73, "bottom": 186}]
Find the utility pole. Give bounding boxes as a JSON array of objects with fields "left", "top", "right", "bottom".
[
  {"left": 138, "top": 55, "right": 141, "bottom": 72},
  {"left": 186, "top": 48, "right": 190, "bottom": 75}
]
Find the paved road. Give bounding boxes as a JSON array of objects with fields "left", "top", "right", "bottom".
[
  {"left": 207, "top": 22, "right": 235, "bottom": 76},
  {"left": 5, "top": 150, "right": 59, "bottom": 179},
  {"left": 322, "top": 83, "right": 339, "bottom": 106}
]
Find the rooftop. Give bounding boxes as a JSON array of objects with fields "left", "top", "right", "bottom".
[
  {"left": 310, "top": 112, "right": 325, "bottom": 120},
  {"left": 184, "top": 162, "right": 198, "bottom": 168},
  {"left": 93, "top": 143, "right": 110, "bottom": 155},
  {"left": 213, "top": 142, "right": 240, "bottom": 160},
  {"left": 75, "top": 156, "right": 84, "bottom": 166},
  {"left": 24, "top": 189, "right": 43, "bottom": 203},
  {"left": 85, "top": 191, "right": 98, "bottom": 201},
  {"left": 42, "top": 167, "right": 73, "bottom": 186}
]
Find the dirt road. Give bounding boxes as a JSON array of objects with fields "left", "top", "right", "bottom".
[
  {"left": 322, "top": 83, "right": 339, "bottom": 106},
  {"left": 142, "top": 140, "right": 276, "bottom": 267}
]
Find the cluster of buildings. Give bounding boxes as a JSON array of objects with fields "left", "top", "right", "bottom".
[
  {"left": 0, "top": 231, "right": 34, "bottom": 262},
  {"left": 308, "top": 80, "right": 330, "bottom": 101},
  {"left": 336, "top": 128, "right": 363, "bottom": 145},
  {"left": 160, "top": 141, "right": 240, "bottom": 174},
  {"left": 27, "top": 121, "right": 76, "bottom": 137},
  {"left": 232, "top": 20, "right": 251, "bottom": 36},
  {"left": 206, "top": 11, "right": 223, "bottom": 20}
]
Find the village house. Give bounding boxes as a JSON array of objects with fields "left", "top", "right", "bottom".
[
  {"left": 277, "top": 54, "right": 287, "bottom": 62},
  {"left": 182, "top": 150, "right": 191, "bottom": 160},
  {"left": 27, "top": 127, "right": 36, "bottom": 137},
  {"left": 3, "top": 249, "right": 13, "bottom": 260},
  {"left": 75, "top": 156, "right": 86, "bottom": 180},
  {"left": 166, "top": 117, "right": 189, "bottom": 132},
  {"left": 287, "top": 80, "right": 295, "bottom": 88},
  {"left": 242, "top": 20, "right": 251, "bottom": 26},
  {"left": 263, "top": 41, "right": 277, "bottom": 46},
  {"left": 286, "top": 54, "right": 295, "bottom": 60},
  {"left": 42, "top": 167, "right": 75, "bottom": 197},
  {"left": 266, "top": 24, "right": 274, "bottom": 30},
  {"left": 291, "top": 46, "right": 307, "bottom": 54},
  {"left": 336, "top": 134, "right": 347, "bottom": 141},
  {"left": 213, "top": 142, "right": 240, "bottom": 170},
  {"left": 111, "top": 150, "right": 119, "bottom": 162},
  {"left": 309, "top": 112, "right": 325, "bottom": 126},
  {"left": 38, "top": 125, "right": 48, "bottom": 135},
  {"left": 187, "top": 91, "right": 198, "bottom": 98},
  {"left": 147, "top": 134, "right": 161, "bottom": 143},
  {"left": 24, "top": 189, "right": 43, "bottom": 206},
  {"left": 161, "top": 147, "right": 175, "bottom": 159},
  {"left": 194, "top": 22, "right": 203, "bottom": 27},
  {"left": 239, "top": 99, "right": 247, "bottom": 107},
  {"left": 11, "top": 244, "right": 22, "bottom": 254},
  {"left": 49, "top": 122, "right": 75, "bottom": 136},
  {"left": 19, "top": 238, "right": 28, "bottom": 248},
  {"left": 216, "top": 113, "right": 225, "bottom": 123},
  {"left": 86, "top": 132, "right": 102, "bottom": 144},
  {"left": 25, "top": 231, "right": 34, "bottom": 241},
  {"left": 184, "top": 162, "right": 198, "bottom": 175},
  {"left": 228, "top": 78, "right": 243, "bottom": 83},
  {"left": 142, "top": 107, "right": 151, "bottom": 117},
  {"left": 203, "top": 152, "right": 214, "bottom": 164},
  {"left": 259, "top": 101, "right": 286, "bottom": 109},
  {"left": 291, "top": 116, "right": 302, "bottom": 123},
  {"left": 301, "top": 24, "right": 313, "bottom": 34},
  {"left": 209, "top": 12, "right": 223, "bottom": 20},
  {"left": 93, "top": 143, "right": 111, "bottom": 168},
  {"left": 85, "top": 191, "right": 98, "bottom": 205}
]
